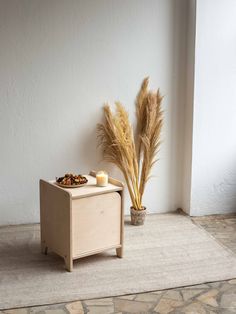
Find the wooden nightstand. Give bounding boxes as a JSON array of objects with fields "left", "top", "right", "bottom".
[{"left": 40, "top": 171, "right": 124, "bottom": 271}]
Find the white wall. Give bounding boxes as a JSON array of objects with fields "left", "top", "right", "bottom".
[
  {"left": 182, "top": 0, "right": 236, "bottom": 215},
  {"left": 0, "top": 0, "right": 187, "bottom": 225}
]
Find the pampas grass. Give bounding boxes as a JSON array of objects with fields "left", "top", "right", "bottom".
[{"left": 97, "top": 77, "right": 163, "bottom": 210}]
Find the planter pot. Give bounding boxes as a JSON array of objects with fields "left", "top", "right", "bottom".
[{"left": 130, "top": 206, "right": 146, "bottom": 226}]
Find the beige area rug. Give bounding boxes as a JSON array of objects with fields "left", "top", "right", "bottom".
[{"left": 1, "top": 213, "right": 236, "bottom": 310}]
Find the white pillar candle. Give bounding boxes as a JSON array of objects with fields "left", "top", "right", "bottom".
[{"left": 96, "top": 171, "right": 108, "bottom": 187}]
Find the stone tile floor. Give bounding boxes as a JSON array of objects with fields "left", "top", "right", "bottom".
[{"left": 1, "top": 214, "right": 236, "bottom": 314}]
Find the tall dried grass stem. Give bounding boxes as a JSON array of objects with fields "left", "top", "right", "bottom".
[{"left": 97, "top": 78, "right": 163, "bottom": 210}]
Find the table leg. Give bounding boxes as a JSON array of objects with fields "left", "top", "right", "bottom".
[
  {"left": 41, "top": 242, "right": 48, "bottom": 255},
  {"left": 64, "top": 256, "right": 73, "bottom": 272},
  {"left": 116, "top": 247, "right": 123, "bottom": 258}
]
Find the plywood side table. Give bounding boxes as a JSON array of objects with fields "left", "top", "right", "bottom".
[{"left": 40, "top": 171, "right": 124, "bottom": 271}]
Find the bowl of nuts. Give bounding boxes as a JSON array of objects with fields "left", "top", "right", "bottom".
[{"left": 56, "top": 173, "right": 88, "bottom": 188}]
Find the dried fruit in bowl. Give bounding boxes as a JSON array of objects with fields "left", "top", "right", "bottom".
[{"left": 56, "top": 173, "right": 88, "bottom": 186}]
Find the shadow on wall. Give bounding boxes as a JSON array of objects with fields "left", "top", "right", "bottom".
[
  {"left": 77, "top": 109, "right": 115, "bottom": 177},
  {"left": 77, "top": 123, "right": 100, "bottom": 174},
  {"left": 77, "top": 107, "right": 122, "bottom": 177}
]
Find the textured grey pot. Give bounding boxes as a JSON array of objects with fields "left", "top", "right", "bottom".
[{"left": 130, "top": 206, "right": 147, "bottom": 226}]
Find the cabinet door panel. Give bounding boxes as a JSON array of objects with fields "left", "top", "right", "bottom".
[{"left": 72, "top": 192, "right": 121, "bottom": 257}]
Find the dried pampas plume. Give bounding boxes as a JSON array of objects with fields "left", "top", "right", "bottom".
[{"left": 97, "top": 78, "right": 163, "bottom": 210}]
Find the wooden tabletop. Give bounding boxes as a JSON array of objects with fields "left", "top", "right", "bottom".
[{"left": 50, "top": 174, "right": 123, "bottom": 200}]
